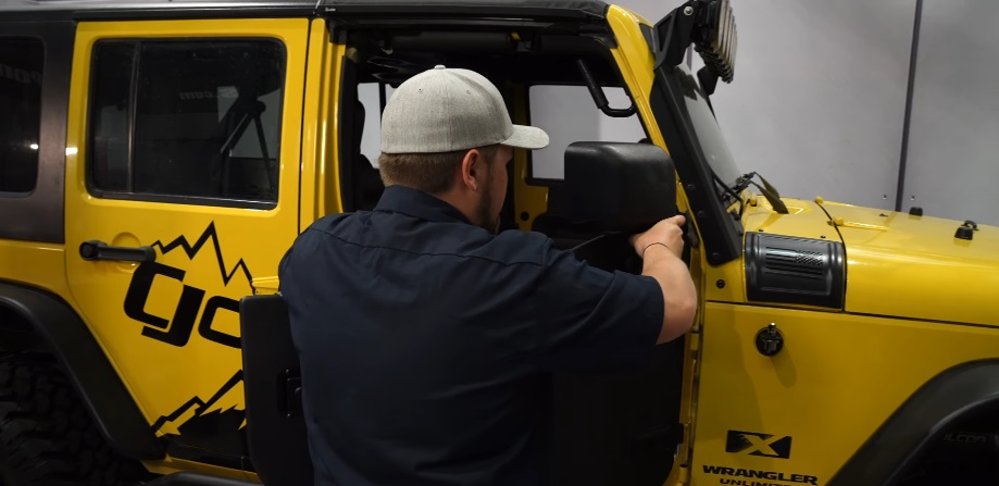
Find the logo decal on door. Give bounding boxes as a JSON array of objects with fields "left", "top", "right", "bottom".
[
  {"left": 725, "top": 430, "right": 792, "bottom": 459},
  {"left": 123, "top": 221, "right": 253, "bottom": 349}
]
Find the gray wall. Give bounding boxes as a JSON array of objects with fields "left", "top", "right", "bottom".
[
  {"left": 903, "top": 0, "right": 999, "bottom": 225},
  {"left": 621, "top": 0, "right": 999, "bottom": 223},
  {"left": 616, "top": 0, "right": 916, "bottom": 210},
  {"left": 708, "top": 1, "right": 914, "bottom": 210}
]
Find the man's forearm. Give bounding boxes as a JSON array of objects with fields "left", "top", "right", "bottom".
[{"left": 641, "top": 244, "right": 697, "bottom": 344}]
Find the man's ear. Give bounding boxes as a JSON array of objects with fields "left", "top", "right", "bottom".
[{"left": 459, "top": 148, "right": 482, "bottom": 192}]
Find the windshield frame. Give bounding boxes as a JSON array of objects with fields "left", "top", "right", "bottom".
[{"left": 649, "top": 62, "right": 744, "bottom": 265}]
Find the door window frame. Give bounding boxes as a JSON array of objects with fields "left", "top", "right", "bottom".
[
  {"left": 0, "top": 21, "right": 74, "bottom": 243},
  {"left": 84, "top": 37, "right": 288, "bottom": 210}
]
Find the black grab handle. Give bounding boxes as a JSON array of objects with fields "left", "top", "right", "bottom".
[
  {"left": 79, "top": 240, "right": 155, "bottom": 263},
  {"left": 577, "top": 59, "right": 637, "bottom": 118}
]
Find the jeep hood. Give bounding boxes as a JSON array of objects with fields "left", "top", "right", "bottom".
[{"left": 819, "top": 201, "right": 999, "bottom": 327}]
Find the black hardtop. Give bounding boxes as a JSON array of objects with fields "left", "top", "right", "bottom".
[{"left": 0, "top": 0, "right": 608, "bottom": 20}]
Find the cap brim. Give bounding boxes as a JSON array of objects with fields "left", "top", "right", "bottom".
[{"left": 501, "top": 125, "right": 549, "bottom": 150}]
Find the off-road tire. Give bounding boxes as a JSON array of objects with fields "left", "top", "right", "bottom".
[{"left": 0, "top": 352, "right": 153, "bottom": 485}]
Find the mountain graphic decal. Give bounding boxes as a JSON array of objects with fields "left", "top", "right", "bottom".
[{"left": 122, "top": 221, "right": 257, "bottom": 468}]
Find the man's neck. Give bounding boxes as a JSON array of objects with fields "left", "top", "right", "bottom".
[{"left": 429, "top": 188, "right": 482, "bottom": 228}]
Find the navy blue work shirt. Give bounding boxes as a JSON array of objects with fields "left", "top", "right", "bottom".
[{"left": 279, "top": 185, "right": 664, "bottom": 486}]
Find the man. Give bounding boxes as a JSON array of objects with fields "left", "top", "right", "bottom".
[{"left": 280, "top": 65, "right": 696, "bottom": 485}]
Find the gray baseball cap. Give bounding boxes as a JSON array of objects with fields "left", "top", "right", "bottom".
[{"left": 381, "top": 65, "right": 549, "bottom": 154}]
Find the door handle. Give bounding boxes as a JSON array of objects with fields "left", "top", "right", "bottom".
[{"left": 79, "top": 240, "right": 155, "bottom": 263}]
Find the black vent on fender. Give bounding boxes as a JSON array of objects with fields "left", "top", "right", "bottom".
[{"left": 745, "top": 233, "right": 845, "bottom": 308}]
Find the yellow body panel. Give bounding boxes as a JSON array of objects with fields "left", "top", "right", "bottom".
[
  {"left": 744, "top": 197, "right": 837, "bottom": 241},
  {"left": 822, "top": 201, "right": 999, "bottom": 327},
  {"left": 315, "top": 30, "right": 347, "bottom": 221},
  {"left": 690, "top": 303, "right": 999, "bottom": 485},
  {"left": 300, "top": 19, "right": 337, "bottom": 229},
  {"left": 62, "top": 18, "right": 312, "bottom": 473},
  {"left": 0, "top": 241, "right": 68, "bottom": 296},
  {"left": 606, "top": 6, "right": 659, "bottom": 144}
]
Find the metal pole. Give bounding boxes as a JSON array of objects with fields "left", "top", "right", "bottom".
[{"left": 895, "top": 0, "right": 923, "bottom": 212}]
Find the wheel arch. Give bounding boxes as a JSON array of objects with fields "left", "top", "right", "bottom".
[
  {"left": 0, "top": 280, "right": 164, "bottom": 460},
  {"left": 829, "top": 359, "right": 999, "bottom": 486}
]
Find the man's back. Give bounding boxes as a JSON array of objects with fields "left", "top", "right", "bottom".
[{"left": 280, "top": 186, "right": 664, "bottom": 485}]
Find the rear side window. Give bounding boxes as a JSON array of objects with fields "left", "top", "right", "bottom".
[
  {"left": 0, "top": 38, "right": 44, "bottom": 193},
  {"left": 88, "top": 39, "right": 285, "bottom": 207}
]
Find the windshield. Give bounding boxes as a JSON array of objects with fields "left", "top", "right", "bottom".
[
  {"left": 650, "top": 62, "right": 745, "bottom": 264},
  {"left": 666, "top": 63, "right": 743, "bottom": 194}
]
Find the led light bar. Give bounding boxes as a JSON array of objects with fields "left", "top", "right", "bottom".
[{"left": 694, "top": 0, "right": 737, "bottom": 83}]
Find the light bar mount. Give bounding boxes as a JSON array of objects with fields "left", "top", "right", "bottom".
[{"left": 654, "top": 0, "right": 737, "bottom": 94}]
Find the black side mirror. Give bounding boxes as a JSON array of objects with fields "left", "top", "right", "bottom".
[
  {"left": 531, "top": 142, "right": 678, "bottom": 272},
  {"left": 542, "top": 142, "right": 678, "bottom": 235}
]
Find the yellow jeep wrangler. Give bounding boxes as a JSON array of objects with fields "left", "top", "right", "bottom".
[{"left": 1, "top": 0, "right": 997, "bottom": 485}]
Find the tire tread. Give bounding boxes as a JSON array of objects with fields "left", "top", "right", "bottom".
[{"left": 0, "top": 352, "right": 151, "bottom": 485}]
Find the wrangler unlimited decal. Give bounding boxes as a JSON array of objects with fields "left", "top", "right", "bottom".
[{"left": 702, "top": 465, "right": 819, "bottom": 486}]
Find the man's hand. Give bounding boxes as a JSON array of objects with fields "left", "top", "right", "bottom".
[
  {"left": 629, "top": 215, "right": 696, "bottom": 344},
  {"left": 629, "top": 215, "right": 686, "bottom": 260}
]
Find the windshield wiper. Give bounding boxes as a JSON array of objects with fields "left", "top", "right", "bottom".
[
  {"left": 733, "top": 172, "right": 789, "bottom": 214},
  {"left": 711, "top": 170, "right": 790, "bottom": 218},
  {"left": 715, "top": 171, "right": 789, "bottom": 216}
]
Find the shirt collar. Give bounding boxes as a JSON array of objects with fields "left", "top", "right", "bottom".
[{"left": 374, "top": 185, "right": 472, "bottom": 225}]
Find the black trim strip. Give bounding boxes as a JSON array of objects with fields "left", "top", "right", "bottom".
[
  {"left": 0, "top": 281, "right": 164, "bottom": 460},
  {"left": 296, "top": 19, "right": 314, "bottom": 234},
  {"left": 321, "top": 0, "right": 608, "bottom": 20},
  {"left": 336, "top": 54, "right": 360, "bottom": 212},
  {"left": 127, "top": 43, "right": 140, "bottom": 193},
  {"left": 829, "top": 360, "right": 999, "bottom": 486},
  {"left": 86, "top": 190, "right": 278, "bottom": 210},
  {"left": 894, "top": 0, "right": 923, "bottom": 212},
  {"left": 840, "top": 310, "right": 999, "bottom": 332},
  {"left": 705, "top": 300, "right": 999, "bottom": 331},
  {"left": 1, "top": 0, "right": 607, "bottom": 22}
]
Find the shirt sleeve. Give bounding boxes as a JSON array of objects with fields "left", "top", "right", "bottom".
[{"left": 522, "top": 241, "right": 665, "bottom": 372}]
